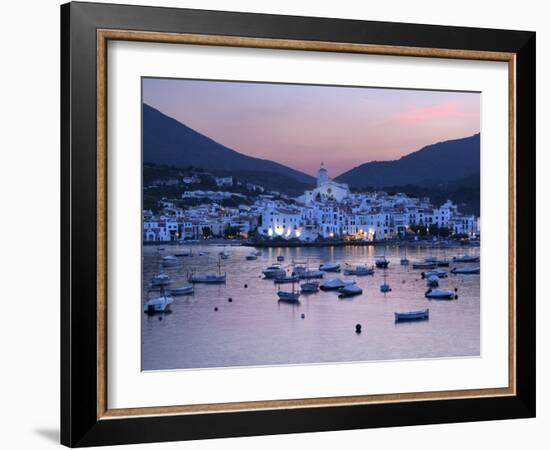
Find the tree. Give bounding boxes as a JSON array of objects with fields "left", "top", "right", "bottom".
[
  {"left": 428, "top": 224, "right": 440, "bottom": 236},
  {"left": 224, "top": 226, "right": 242, "bottom": 239},
  {"left": 202, "top": 226, "right": 212, "bottom": 239}
]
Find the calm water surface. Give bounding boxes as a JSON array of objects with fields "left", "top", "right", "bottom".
[{"left": 142, "top": 244, "right": 480, "bottom": 370}]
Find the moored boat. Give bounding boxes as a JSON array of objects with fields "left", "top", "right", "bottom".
[
  {"left": 277, "top": 281, "right": 300, "bottom": 302},
  {"left": 262, "top": 265, "right": 287, "bottom": 279},
  {"left": 425, "top": 288, "right": 457, "bottom": 300},
  {"left": 319, "top": 262, "right": 341, "bottom": 272},
  {"left": 421, "top": 269, "right": 448, "bottom": 279},
  {"left": 144, "top": 293, "right": 173, "bottom": 313},
  {"left": 188, "top": 259, "right": 226, "bottom": 284},
  {"left": 277, "top": 291, "right": 300, "bottom": 302},
  {"left": 168, "top": 284, "right": 194, "bottom": 296},
  {"left": 338, "top": 284, "right": 363, "bottom": 298},
  {"left": 412, "top": 262, "right": 437, "bottom": 270},
  {"left": 395, "top": 309, "right": 429, "bottom": 322},
  {"left": 300, "top": 281, "right": 320, "bottom": 293},
  {"left": 245, "top": 252, "right": 258, "bottom": 261},
  {"left": 343, "top": 265, "right": 375, "bottom": 276},
  {"left": 273, "top": 275, "right": 299, "bottom": 284},
  {"left": 188, "top": 273, "right": 226, "bottom": 284},
  {"left": 294, "top": 266, "right": 324, "bottom": 279},
  {"left": 161, "top": 255, "right": 179, "bottom": 267},
  {"left": 453, "top": 255, "right": 480, "bottom": 263},
  {"left": 451, "top": 266, "right": 480, "bottom": 274},
  {"left": 375, "top": 256, "right": 389, "bottom": 268},
  {"left": 151, "top": 273, "right": 171, "bottom": 286},
  {"left": 400, "top": 257, "right": 410, "bottom": 266},
  {"left": 277, "top": 255, "right": 285, "bottom": 262},
  {"left": 426, "top": 275, "right": 439, "bottom": 287},
  {"left": 320, "top": 278, "right": 356, "bottom": 291}
]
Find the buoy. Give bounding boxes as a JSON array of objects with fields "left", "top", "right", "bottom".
[
  {"left": 355, "top": 324, "right": 362, "bottom": 333},
  {"left": 158, "top": 316, "right": 162, "bottom": 321},
  {"left": 214, "top": 307, "right": 218, "bottom": 311},
  {"left": 301, "top": 313, "right": 305, "bottom": 319},
  {"left": 454, "top": 287, "right": 458, "bottom": 292},
  {"left": 244, "top": 284, "right": 248, "bottom": 288},
  {"left": 228, "top": 298, "right": 233, "bottom": 303},
  {"left": 455, "top": 295, "right": 459, "bottom": 299}
]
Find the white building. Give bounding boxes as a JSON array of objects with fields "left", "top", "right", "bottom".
[{"left": 299, "top": 163, "right": 350, "bottom": 204}]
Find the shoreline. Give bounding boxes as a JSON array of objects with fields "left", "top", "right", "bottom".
[{"left": 144, "top": 238, "right": 479, "bottom": 249}]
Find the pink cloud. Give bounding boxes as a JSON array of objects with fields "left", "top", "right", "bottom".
[{"left": 384, "top": 102, "right": 465, "bottom": 125}]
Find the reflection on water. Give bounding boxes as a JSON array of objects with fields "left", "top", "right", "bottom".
[{"left": 142, "top": 244, "right": 480, "bottom": 370}]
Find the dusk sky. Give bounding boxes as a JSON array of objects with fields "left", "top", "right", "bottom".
[{"left": 143, "top": 78, "right": 480, "bottom": 177}]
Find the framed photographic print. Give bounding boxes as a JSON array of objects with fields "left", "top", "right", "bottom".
[{"left": 61, "top": 1, "right": 536, "bottom": 447}]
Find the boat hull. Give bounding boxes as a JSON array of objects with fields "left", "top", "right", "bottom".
[{"left": 395, "top": 309, "right": 429, "bottom": 322}]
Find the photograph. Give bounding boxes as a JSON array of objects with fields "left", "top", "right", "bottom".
[{"left": 141, "top": 78, "right": 481, "bottom": 371}]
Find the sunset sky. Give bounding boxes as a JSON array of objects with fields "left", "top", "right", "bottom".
[{"left": 143, "top": 78, "right": 480, "bottom": 177}]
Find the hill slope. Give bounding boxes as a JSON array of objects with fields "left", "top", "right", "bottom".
[
  {"left": 143, "top": 104, "right": 315, "bottom": 187},
  {"left": 335, "top": 134, "right": 480, "bottom": 188}
]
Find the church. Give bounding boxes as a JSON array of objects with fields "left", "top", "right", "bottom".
[{"left": 299, "top": 162, "right": 350, "bottom": 204}]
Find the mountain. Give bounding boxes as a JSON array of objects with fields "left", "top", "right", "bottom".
[
  {"left": 143, "top": 104, "right": 315, "bottom": 190},
  {"left": 334, "top": 134, "right": 480, "bottom": 189}
]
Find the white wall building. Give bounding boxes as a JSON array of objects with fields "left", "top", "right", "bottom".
[{"left": 299, "top": 163, "right": 350, "bottom": 204}]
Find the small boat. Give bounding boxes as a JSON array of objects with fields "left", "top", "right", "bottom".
[
  {"left": 401, "top": 248, "right": 410, "bottom": 266},
  {"left": 425, "top": 256, "right": 450, "bottom": 267},
  {"left": 395, "top": 309, "right": 429, "bottom": 322},
  {"left": 246, "top": 252, "right": 258, "bottom": 261},
  {"left": 453, "top": 255, "right": 480, "bottom": 263},
  {"left": 151, "top": 273, "right": 171, "bottom": 286},
  {"left": 412, "top": 262, "right": 437, "bottom": 270},
  {"left": 273, "top": 275, "right": 300, "bottom": 284},
  {"left": 426, "top": 275, "right": 439, "bottom": 287},
  {"left": 298, "top": 270, "right": 324, "bottom": 279},
  {"left": 300, "top": 281, "right": 320, "bottom": 293},
  {"left": 188, "top": 273, "right": 226, "bottom": 284},
  {"left": 421, "top": 269, "right": 448, "bottom": 279},
  {"left": 375, "top": 256, "right": 389, "bottom": 268},
  {"left": 343, "top": 265, "right": 375, "bottom": 276},
  {"left": 320, "top": 278, "right": 356, "bottom": 291},
  {"left": 425, "top": 288, "right": 457, "bottom": 300},
  {"left": 451, "top": 266, "right": 480, "bottom": 275},
  {"left": 143, "top": 293, "right": 173, "bottom": 313},
  {"left": 168, "top": 284, "right": 194, "bottom": 296},
  {"left": 277, "top": 291, "right": 300, "bottom": 302},
  {"left": 319, "top": 262, "right": 341, "bottom": 272},
  {"left": 188, "top": 260, "right": 226, "bottom": 284},
  {"left": 380, "top": 271, "right": 391, "bottom": 293},
  {"left": 294, "top": 260, "right": 324, "bottom": 279},
  {"left": 277, "top": 282, "right": 300, "bottom": 302},
  {"left": 262, "top": 265, "right": 287, "bottom": 279},
  {"left": 161, "top": 255, "right": 179, "bottom": 267},
  {"left": 277, "top": 255, "right": 285, "bottom": 262},
  {"left": 338, "top": 284, "right": 363, "bottom": 298}
]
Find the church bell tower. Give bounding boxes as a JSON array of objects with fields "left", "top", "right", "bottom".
[{"left": 317, "top": 162, "right": 329, "bottom": 188}]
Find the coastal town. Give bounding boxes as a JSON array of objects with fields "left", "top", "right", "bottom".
[{"left": 143, "top": 162, "right": 480, "bottom": 244}]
